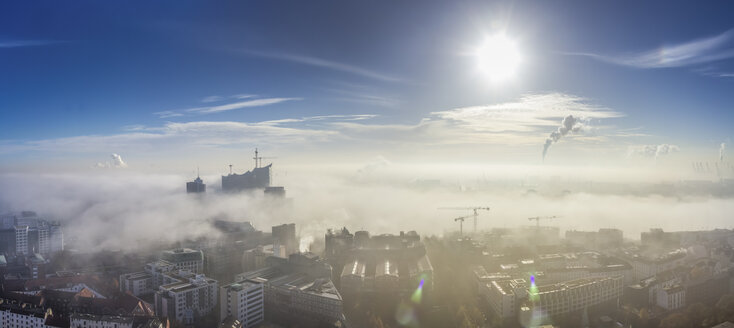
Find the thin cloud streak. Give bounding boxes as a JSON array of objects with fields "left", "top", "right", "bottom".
[
  {"left": 0, "top": 39, "right": 66, "bottom": 48},
  {"left": 155, "top": 97, "right": 300, "bottom": 118},
  {"left": 242, "top": 50, "right": 402, "bottom": 83},
  {"left": 186, "top": 97, "right": 301, "bottom": 114},
  {"left": 153, "top": 111, "right": 184, "bottom": 118},
  {"left": 566, "top": 28, "right": 734, "bottom": 68}
]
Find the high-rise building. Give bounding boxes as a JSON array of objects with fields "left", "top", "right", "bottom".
[
  {"left": 186, "top": 175, "right": 206, "bottom": 193},
  {"left": 14, "top": 225, "right": 29, "bottom": 256},
  {"left": 272, "top": 223, "right": 298, "bottom": 256},
  {"left": 2, "top": 212, "right": 63, "bottom": 257},
  {"left": 220, "top": 279, "right": 265, "bottom": 328}
]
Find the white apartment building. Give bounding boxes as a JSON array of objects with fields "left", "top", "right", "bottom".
[
  {"left": 154, "top": 272, "right": 218, "bottom": 325},
  {"left": 656, "top": 285, "right": 685, "bottom": 311},
  {"left": 15, "top": 225, "right": 29, "bottom": 256},
  {"left": 220, "top": 279, "right": 265, "bottom": 328},
  {"left": 0, "top": 302, "right": 56, "bottom": 328}
]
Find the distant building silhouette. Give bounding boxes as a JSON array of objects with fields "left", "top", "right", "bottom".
[
  {"left": 186, "top": 174, "right": 206, "bottom": 193},
  {"left": 222, "top": 165, "right": 271, "bottom": 192},
  {"left": 221, "top": 149, "right": 286, "bottom": 197}
]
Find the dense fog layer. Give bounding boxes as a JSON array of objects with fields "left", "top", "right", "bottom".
[{"left": 1, "top": 163, "right": 733, "bottom": 251}]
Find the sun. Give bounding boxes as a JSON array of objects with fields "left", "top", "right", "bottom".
[{"left": 476, "top": 34, "right": 521, "bottom": 82}]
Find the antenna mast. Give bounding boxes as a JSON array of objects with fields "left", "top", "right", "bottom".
[{"left": 253, "top": 148, "right": 263, "bottom": 168}]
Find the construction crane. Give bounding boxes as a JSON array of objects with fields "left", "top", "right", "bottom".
[
  {"left": 439, "top": 206, "right": 490, "bottom": 234},
  {"left": 527, "top": 216, "right": 559, "bottom": 229},
  {"left": 454, "top": 215, "right": 472, "bottom": 237}
]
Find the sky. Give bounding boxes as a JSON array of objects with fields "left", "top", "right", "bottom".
[
  {"left": 1, "top": 1, "right": 734, "bottom": 246},
  {"left": 1, "top": 1, "right": 733, "bottom": 172}
]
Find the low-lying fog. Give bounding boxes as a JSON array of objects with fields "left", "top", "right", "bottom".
[{"left": 1, "top": 162, "right": 732, "bottom": 251}]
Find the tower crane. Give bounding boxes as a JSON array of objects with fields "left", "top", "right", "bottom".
[
  {"left": 439, "top": 206, "right": 490, "bottom": 234},
  {"left": 527, "top": 216, "right": 559, "bottom": 229},
  {"left": 453, "top": 215, "right": 473, "bottom": 237}
]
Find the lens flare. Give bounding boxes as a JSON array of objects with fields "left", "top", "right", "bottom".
[
  {"left": 411, "top": 279, "right": 424, "bottom": 304},
  {"left": 396, "top": 301, "right": 419, "bottom": 326},
  {"left": 528, "top": 274, "right": 539, "bottom": 302}
]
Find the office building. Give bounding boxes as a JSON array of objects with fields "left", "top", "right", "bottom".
[
  {"left": 519, "top": 276, "right": 623, "bottom": 325},
  {"left": 485, "top": 279, "right": 528, "bottom": 320},
  {"left": 186, "top": 175, "right": 206, "bottom": 193}
]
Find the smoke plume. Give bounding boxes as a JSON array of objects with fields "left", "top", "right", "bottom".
[
  {"left": 655, "top": 144, "right": 679, "bottom": 159},
  {"left": 542, "top": 115, "right": 583, "bottom": 161},
  {"left": 627, "top": 144, "right": 679, "bottom": 160},
  {"left": 96, "top": 153, "right": 128, "bottom": 168}
]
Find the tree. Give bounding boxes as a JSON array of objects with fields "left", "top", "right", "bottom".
[
  {"left": 685, "top": 302, "right": 713, "bottom": 327},
  {"left": 659, "top": 313, "right": 691, "bottom": 328},
  {"left": 716, "top": 293, "right": 734, "bottom": 323}
]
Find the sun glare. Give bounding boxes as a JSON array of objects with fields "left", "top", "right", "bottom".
[{"left": 476, "top": 34, "right": 521, "bottom": 82}]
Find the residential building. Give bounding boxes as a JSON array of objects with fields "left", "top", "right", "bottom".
[
  {"left": 657, "top": 285, "right": 685, "bottom": 311},
  {"left": 161, "top": 248, "right": 204, "bottom": 274},
  {"left": 220, "top": 279, "right": 265, "bottom": 328},
  {"left": 154, "top": 271, "right": 218, "bottom": 325},
  {"left": 120, "top": 260, "right": 176, "bottom": 297},
  {"left": 70, "top": 314, "right": 134, "bottom": 328}
]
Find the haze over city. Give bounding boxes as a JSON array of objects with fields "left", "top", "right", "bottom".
[{"left": 1, "top": 1, "right": 734, "bottom": 328}]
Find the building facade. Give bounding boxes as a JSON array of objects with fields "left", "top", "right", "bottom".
[
  {"left": 161, "top": 248, "right": 204, "bottom": 274},
  {"left": 154, "top": 272, "right": 218, "bottom": 325},
  {"left": 220, "top": 279, "right": 265, "bottom": 328}
]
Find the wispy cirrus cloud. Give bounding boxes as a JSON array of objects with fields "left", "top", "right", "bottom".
[
  {"left": 3, "top": 93, "right": 631, "bottom": 157},
  {"left": 200, "top": 94, "right": 256, "bottom": 103},
  {"left": 566, "top": 28, "right": 734, "bottom": 69},
  {"left": 186, "top": 97, "right": 300, "bottom": 114},
  {"left": 0, "top": 39, "right": 66, "bottom": 48},
  {"left": 153, "top": 111, "right": 184, "bottom": 118},
  {"left": 155, "top": 96, "right": 300, "bottom": 118},
  {"left": 242, "top": 50, "right": 402, "bottom": 83}
]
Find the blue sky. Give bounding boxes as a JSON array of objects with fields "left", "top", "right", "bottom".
[{"left": 2, "top": 1, "right": 733, "bottom": 170}]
